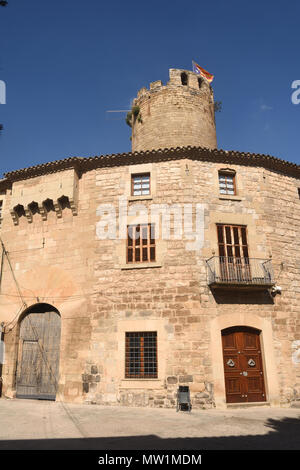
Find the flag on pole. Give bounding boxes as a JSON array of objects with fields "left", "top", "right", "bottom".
[{"left": 192, "top": 61, "right": 214, "bottom": 83}]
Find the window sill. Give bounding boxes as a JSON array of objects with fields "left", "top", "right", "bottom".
[
  {"left": 120, "top": 379, "right": 163, "bottom": 389},
  {"left": 128, "top": 195, "right": 153, "bottom": 202},
  {"left": 120, "top": 262, "right": 162, "bottom": 270},
  {"left": 122, "top": 378, "right": 160, "bottom": 381},
  {"left": 219, "top": 195, "right": 243, "bottom": 201}
]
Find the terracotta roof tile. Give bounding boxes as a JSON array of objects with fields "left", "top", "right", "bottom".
[{"left": 1, "top": 146, "right": 300, "bottom": 187}]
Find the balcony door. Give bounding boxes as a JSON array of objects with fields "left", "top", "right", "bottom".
[{"left": 217, "top": 224, "right": 251, "bottom": 282}]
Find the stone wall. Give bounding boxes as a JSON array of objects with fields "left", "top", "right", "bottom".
[
  {"left": 0, "top": 154, "right": 299, "bottom": 409},
  {"left": 0, "top": 169, "right": 97, "bottom": 402}
]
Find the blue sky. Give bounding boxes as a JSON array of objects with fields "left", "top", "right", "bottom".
[{"left": 0, "top": 0, "right": 299, "bottom": 176}]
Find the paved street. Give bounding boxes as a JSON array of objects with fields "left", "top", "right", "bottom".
[{"left": 0, "top": 398, "right": 300, "bottom": 450}]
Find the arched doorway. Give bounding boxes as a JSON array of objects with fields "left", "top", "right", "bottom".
[
  {"left": 222, "top": 326, "right": 266, "bottom": 403},
  {"left": 16, "top": 303, "right": 61, "bottom": 400}
]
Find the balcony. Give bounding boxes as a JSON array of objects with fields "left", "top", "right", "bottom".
[{"left": 206, "top": 256, "right": 275, "bottom": 289}]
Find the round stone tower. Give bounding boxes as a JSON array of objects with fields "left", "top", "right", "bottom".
[{"left": 130, "top": 68, "right": 217, "bottom": 152}]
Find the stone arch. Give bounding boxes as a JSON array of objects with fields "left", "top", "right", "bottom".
[
  {"left": 42, "top": 198, "right": 55, "bottom": 213},
  {"left": 16, "top": 303, "right": 61, "bottom": 400},
  {"left": 18, "top": 302, "right": 60, "bottom": 323},
  {"left": 57, "top": 195, "right": 70, "bottom": 210},
  {"left": 1, "top": 265, "right": 84, "bottom": 400},
  {"left": 27, "top": 201, "right": 39, "bottom": 215},
  {"left": 210, "top": 312, "right": 280, "bottom": 408},
  {"left": 13, "top": 204, "right": 25, "bottom": 217}
]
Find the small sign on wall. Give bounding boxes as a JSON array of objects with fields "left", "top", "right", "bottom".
[{"left": 292, "top": 340, "right": 300, "bottom": 364}]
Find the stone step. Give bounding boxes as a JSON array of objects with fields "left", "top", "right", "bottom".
[{"left": 227, "top": 402, "right": 271, "bottom": 409}]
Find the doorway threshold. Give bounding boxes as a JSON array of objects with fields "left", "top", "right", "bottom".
[{"left": 227, "top": 402, "right": 270, "bottom": 409}]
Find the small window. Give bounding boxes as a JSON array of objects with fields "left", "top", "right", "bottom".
[
  {"left": 131, "top": 173, "right": 150, "bottom": 196},
  {"left": 181, "top": 72, "right": 188, "bottom": 86},
  {"left": 125, "top": 332, "right": 157, "bottom": 378},
  {"left": 198, "top": 77, "right": 203, "bottom": 89},
  {"left": 127, "top": 224, "right": 155, "bottom": 263},
  {"left": 0, "top": 200, "right": 2, "bottom": 227},
  {"left": 218, "top": 171, "right": 236, "bottom": 195},
  {"left": 298, "top": 188, "right": 300, "bottom": 199}
]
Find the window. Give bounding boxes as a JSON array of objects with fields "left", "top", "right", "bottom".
[
  {"left": 125, "top": 332, "right": 157, "bottom": 378},
  {"left": 127, "top": 224, "right": 155, "bottom": 263},
  {"left": 0, "top": 200, "right": 2, "bottom": 227},
  {"left": 181, "top": 72, "right": 188, "bottom": 86},
  {"left": 131, "top": 173, "right": 150, "bottom": 196},
  {"left": 217, "top": 224, "right": 249, "bottom": 260},
  {"left": 217, "top": 224, "right": 250, "bottom": 281},
  {"left": 218, "top": 171, "right": 236, "bottom": 195}
]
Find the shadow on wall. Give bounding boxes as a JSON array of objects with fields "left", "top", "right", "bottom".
[
  {"left": 211, "top": 289, "right": 274, "bottom": 305},
  {"left": 0, "top": 417, "right": 299, "bottom": 450}
]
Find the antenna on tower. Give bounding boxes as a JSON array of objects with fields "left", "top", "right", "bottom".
[
  {"left": 105, "top": 110, "right": 131, "bottom": 121},
  {"left": 105, "top": 98, "right": 134, "bottom": 120}
]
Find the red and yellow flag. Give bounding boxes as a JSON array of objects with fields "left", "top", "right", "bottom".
[{"left": 192, "top": 61, "right": 214, "bottom": 83}]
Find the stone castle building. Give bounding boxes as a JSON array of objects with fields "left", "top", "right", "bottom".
[{"left": 0, "top": 68, "right": 300, "bottom": 409}]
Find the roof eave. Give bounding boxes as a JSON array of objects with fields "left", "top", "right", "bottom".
[{"left": 2, "top": 146, "right": 300, "bottom": 187}]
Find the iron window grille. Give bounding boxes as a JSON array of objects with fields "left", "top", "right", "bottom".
[{"left": 125, "top": 332, "right": 158, "bottom": 378}]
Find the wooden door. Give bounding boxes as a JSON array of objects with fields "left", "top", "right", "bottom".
[
  {"left": 222, "top": 327, "right": 266, "bottom": 403},
  {"left": 16, "top": 308, "right": 61, "bottom": 400},
  {"left": 17, "top": 340, "right": 40, "bottom": 398}
]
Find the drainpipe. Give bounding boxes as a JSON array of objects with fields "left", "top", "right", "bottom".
[
  {"left": 0, "top": 322, "right": 4, "bottom": 397},
  {"left": 0, "top": 240, "right": 4, "bottom": 295},
  {"left": 0, "top": 242, "right": 4, "bottom": 396}
]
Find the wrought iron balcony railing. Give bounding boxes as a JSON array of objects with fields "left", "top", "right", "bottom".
[{"left": 206, "top": 256, "right": 275, "bottom": 288}]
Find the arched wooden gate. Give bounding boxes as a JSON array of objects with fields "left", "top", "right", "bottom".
[{"left": 16, "top": 304, "right": 61, "bottom": 400}]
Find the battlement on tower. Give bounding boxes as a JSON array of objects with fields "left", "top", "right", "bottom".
[{"left": 135, "top": 69, "right": 213, "bottom": 101}]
